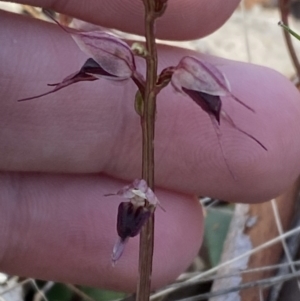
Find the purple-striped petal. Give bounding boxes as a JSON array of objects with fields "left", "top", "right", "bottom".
[
  {"left": 171, "top": 56, "right": 254, "bottom": 112},
  {"left": 71, "top": 31, "right": 135, "bottom": 80}
]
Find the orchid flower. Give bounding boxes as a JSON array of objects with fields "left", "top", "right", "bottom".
[
  {"left": 106, "top": 179, "right": 162, "bottom": 265},
  {"left": 160, "top": 56, "right": 267, "bottom": 178},
  {"left": 18, "top": 11, "right": 144, "bottom": 102},
  {"left": 17, "top": 11, "right": 268, "bottom": 268},
  {"left": 170, "top": 56, "right": 267, "bottom": 149}
]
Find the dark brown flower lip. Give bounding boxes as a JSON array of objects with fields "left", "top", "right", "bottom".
[{"left": 117, "top": 202, "right": 151, "bottom": 240}]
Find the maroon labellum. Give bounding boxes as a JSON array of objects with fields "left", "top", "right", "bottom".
[
  {"left": 112, "top": 202, "right": 151, "bottom": 265},
  {"left": 181, "top": 87, "right": 267, "bottom": 151},
  {"left": 78, "top": 57, "right": 119, "bottom": 78},
  {"left": 117, "top": 202, "right": 151, "bottom": 240},
  {"left": 182, "top": 88, "right": 222, "bottom": 124}
]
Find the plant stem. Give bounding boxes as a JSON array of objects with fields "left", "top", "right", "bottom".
[
  {"left": 279, "top": 0, "right": 300, "bottom": 79},
  {"left": 136, "top": 1, "right": 158, "bottom": 300}
]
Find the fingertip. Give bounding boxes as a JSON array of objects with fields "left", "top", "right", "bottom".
[
  {"left": 11, "top": 0, "right": 240, "bottom": 40},
  {"left": 0, "top": 173, "right": 203, "bottom": 291}
]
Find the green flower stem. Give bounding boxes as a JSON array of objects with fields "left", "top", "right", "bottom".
[
  {"left": 278, "top": 21, "right": 300, "bottom": 41},
  {"left": 278, "top": 0, "right": 300, "bottom": 78}
]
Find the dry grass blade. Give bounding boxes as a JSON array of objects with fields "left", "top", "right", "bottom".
[
  {"left": 33, "top": 282, "right": 54, "bottom": 301},
  {"left": 151, "top": 185, "right": 300, "bottom": 300},
  {"left": 151, "top": 225, "right": 300, "bottom": 299},
  {"left": 271, "top": 199, "right": 297, "bottom": 276},
  {"left": 240, "top": 0, "right": 252, "bottom": 62},
  {"left": 65, "top": 284, "right": 96, "bottom": 301},
  {"left": 173, "top": 260, "right": 300, "bottom": 287},
  {"left": 29, "top": 279, "right": 48, "bottom": 301},
  {"left": 267, "top": 194, "right": 300, "bottom": 301},
  {"left": 176, "top": 270, "right": 300, "bottom": 301},
  {"left": 236, "top": 179, "right": 300, "bottom": 300},
  {"left": 21, "top": 5, "right": 42, "bottom": 18},
  {"left": 279, "top": 0, "right": 300, "bottom": 78}
]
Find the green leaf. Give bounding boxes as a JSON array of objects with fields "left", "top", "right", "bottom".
[
  {"left": 134, "top": 90, "right": 144, "bottom": 117},
  {"left": 278, "top": 21, "right": 300, "bottom": 41},
  {"left": 204, "top": 207, "right": 233, "bottom": 267},
  {"left": 80, "top": 287, "right": 126, "bottom": 301},
  {"left": 46, "top": 283, "right": 73, "bottom": 301}
]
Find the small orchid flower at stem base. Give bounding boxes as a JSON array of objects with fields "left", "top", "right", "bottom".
[{"left": 106, "top": 179, "right": 162, "bottom": 265}]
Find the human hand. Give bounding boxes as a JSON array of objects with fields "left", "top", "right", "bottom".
[{"left": 1, "top": 0, "right": 300, "bottom": 293}]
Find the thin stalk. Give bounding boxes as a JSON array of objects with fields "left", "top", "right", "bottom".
[
  {"left": 279, "top": 0, "right": 300, "bottom": 79},
  {"left": 136, "top": 0, "right": 158, "bottom": 300}
]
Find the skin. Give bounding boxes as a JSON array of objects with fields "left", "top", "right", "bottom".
[{"left": 1, "top": 0, "right": 300, "bottom": 293}]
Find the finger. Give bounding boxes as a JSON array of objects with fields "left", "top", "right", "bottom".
[
  {"left": 3, "top": 0, "right": 240, "bottom": 40},
  {"left": 1, "top": 12, "right": 300, "bottom": 203},
  {"left": 0, "top": 172, "right": 203, "bottom": 292}
]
